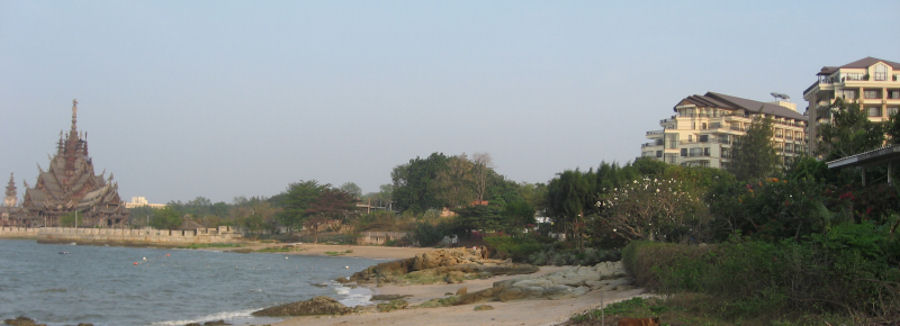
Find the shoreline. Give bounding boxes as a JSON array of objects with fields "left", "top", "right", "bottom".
[{"left": 270, "top": 264, "right": 649, "bottom": 326}]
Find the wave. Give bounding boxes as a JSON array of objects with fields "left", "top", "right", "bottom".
[
  {"left": 330, "top": 281, "right": 372, "bottom": 307},
  {"left": 150, "top": 308, "right": 259, "bottom": 326}
]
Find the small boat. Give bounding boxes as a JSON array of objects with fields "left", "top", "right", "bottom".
[{"left": 58, "top": 251, "right": 71, "bottom": 255}]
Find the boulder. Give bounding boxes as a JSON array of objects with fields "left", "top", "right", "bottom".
[
  {"left": 4, "top": 317, "right": 45, "bottom": 326},
  {"left": 252, "top": 296, "right": 351, "bottom": 317}
]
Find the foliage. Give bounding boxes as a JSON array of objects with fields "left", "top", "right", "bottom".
[
  {"left": 59, "top": 211, "right": 78, "bottom": 227},
  {"left": 150, "top": 207, "right": 183, "bottom": 230},
  {"left": 527, "top": 246, "right": 620, "bottom": 266},
  {"left": 391, "top": 153, "right": 452, "bottom": 213},
  {"left": 597, "top": 176, "right": 710, "bottom": 243},
  {"left": 888, "top": 111, "right": 900, "bottom": 144},
  {"left": 339, "top": 182, "right": 362, "bottom": 198},
  {"left": 621, "top": 227, "right": 900, "bottom": 323},
  {"left": 546, "top": 169, "right": 595, "bottom": 248},
  {"left": 816, "top": 98, "right": 885, "bottom": 160},
  {"left": 728, "top": 116, "right": 778, "bottom": 181},
  {"left": 483, "top": 235, "right": 544, "bottom": 262}
]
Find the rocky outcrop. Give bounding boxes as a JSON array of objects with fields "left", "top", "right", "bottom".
[
  {"left": 252, "top": 296, "right": 351, "bottom": 317},
  {"left": 3, "top": 317, "right": 46, "bottom": 326},
  {"left": 345, "top": 248, "right": 538, "bottom": 285},
  {"left": 455, "top": 261, "right": 628, "bottom": 305}
]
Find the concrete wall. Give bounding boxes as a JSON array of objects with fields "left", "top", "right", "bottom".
[
  {"left": 0, "top": 226, "right": 241, "bottom": 245},
  {"left": 357, "top": 231, "right": 407, "bottom": 245}
]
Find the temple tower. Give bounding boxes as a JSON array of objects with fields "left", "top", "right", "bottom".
[
  {"left": 3, "top": 173, "right": 16, "bottom": 207},
  {"left": 22, "top": 99, "right": 128, "bottom": 227}
]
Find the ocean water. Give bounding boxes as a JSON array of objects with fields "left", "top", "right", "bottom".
[{"left": 0, "top": 239, "right": 378, "bottom": 326}]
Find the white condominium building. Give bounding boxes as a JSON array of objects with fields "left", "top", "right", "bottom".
[
  {"left": 641, "top": 92, "right": 808, "bottom": 169},
  {"left": 803, "top": 57, "right": 900, "bottom": 154}
]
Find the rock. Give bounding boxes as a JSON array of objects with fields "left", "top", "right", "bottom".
[
  {"left": 252, "top": 296, "right": 351, "bottom": 317},
  {"left": 371, "top": 294, "right": 411, "bottom": 301},
  {"left": 77, "top": 324, "right": 94, "bottom": 326},
  {"left": 4, "top": 316, "right": 45, "bottom": 326},
  {"left": 348, "top": 249, "right": 536, "bottom": 285},
  {"left": 456, "top": 287, "right": 467, "bottom": 296},
  {"left": 376, "top": 299, "right": 409, "bottom": 312},
  {"left": 203, "top": 320, "right": 230, "bottom": 326},
  {"left": 473, "top": 305, "right": 494, "bottom": 311}
]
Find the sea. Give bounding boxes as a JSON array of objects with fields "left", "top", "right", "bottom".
[{"left": 0, "top": 239, "right": 379, "bottom": 326}]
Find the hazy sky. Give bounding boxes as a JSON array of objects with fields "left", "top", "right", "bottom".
[{"left": 2, "top": 1, "right": 898, "bottom": 204}]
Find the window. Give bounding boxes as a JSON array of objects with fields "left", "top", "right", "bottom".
[
  {"left": 775, "top": 129, "right": 783, "bottom": 138},
  {"left": 874, "top": 64, "right": 888, "bottom": 81},
  {"left": 840, "top": 89, "right": 857, "bottom": 100},
  {"left": 703, "top": 147, "right": 710, "bottom": 156},
  {"left": 887, "top": 107, "right": 899, "bottom": 117},
  {"left": 845, "top": 73, "right": 864, "bottom": 81},
  {"left": 681, "top": 148, "right": 687, "bottom": 157},
  {"left": 656, "top": 150, "right": 662, "bottom": 158},
  {"left": 785, "top": 143, "right": 793, "bottom": 154},
  {"left": 864, "top": 89, "right": 881, "bottom": 99},
  {"left": 867, "top": 106, "right": 882, "bottom": 117},
  {"left": 889, "top": 89, "right": 900, "bottom": 99},
  {"left": 699, "top": 135, "right": 709, "bottom": 143}
]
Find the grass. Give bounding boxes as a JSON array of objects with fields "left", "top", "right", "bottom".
[
  {"left": 254, "top": 246, "right": 296, "bottom": 253},
  {"left": 325, "top": 249, "right": 354, "bottom": 256},
  {"left": 567, "top": 294, "right": 856, "bottom": 326}
]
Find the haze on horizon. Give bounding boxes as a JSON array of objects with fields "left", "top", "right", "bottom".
[{"left": 2, "top": 1, "right": 898, "bottom": 204}]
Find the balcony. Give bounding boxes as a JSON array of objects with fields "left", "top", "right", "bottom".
[{"left": 646, "top": 130, "right": 664, "bottom": 136}]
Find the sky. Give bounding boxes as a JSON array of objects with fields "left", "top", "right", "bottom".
[{"left": 1, "top": 1, "right": 899, "bottom": 204}]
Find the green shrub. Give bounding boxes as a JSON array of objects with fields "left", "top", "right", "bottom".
[{"left": 484, "top": 235, "right": 544, "bottom": 262}]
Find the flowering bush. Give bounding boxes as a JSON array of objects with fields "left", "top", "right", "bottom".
[{"left": 596, "top": 176, "right": 709, "bottom": 242}]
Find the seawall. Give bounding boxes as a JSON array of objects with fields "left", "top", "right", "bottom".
[{"left": 0, "top": 226, "right": 242, "bottom": 246}]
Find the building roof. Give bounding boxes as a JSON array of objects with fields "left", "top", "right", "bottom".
[
  {"left": 678, "top": 92, "right": 807, "bottom": 121},
  {"left": 826, "top": 144, "right": 900, "bottom": 169},
  {"left": 817, "top": 56, "right": 900, "bottom": 76}
]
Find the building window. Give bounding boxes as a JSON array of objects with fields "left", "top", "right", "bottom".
[
  {"left": 699, "top": 135, "right": 709, "bottom": 143},
  {"left": 867, "top": 106, "right": 883, "bottom": 117},
  {"left": 681, "top": 148, "right": 687, "bottom": 157},
  {"left": 874, "top": 64, "right": 888, "bottom": 81},
  {"left": 889, "top": 89, "right": 900, "bottom": 99},
  {"left": 775, "top": 129, "right": 783, "bottom": 138},
  {"left": 864, "top": 89, "right": 881, "bottom": 99},
  {"left": 845, "top": 73, "right": 864, "bottom": 81},
  {"left": 656, "top": 150, "right": 662, "bottom": 158},
  {"left": 840, "top": 89, "right": 857, "bottom": 100},
  {"left": 703, "top": 147, "right": 710, "bottom": 156},
  {"left": 888, "top": 107, "right": 899, "bottom": 117}
]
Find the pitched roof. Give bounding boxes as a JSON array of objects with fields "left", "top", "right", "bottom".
[
  {"left": 677, "top": 92, "right": 806, "bottom": 121},
  {"left": 817, "top": 56, "right": 900, "bottom": 75}
]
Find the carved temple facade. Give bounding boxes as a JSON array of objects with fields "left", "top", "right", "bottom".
[{"left": 7, "top": 100, "right": 129, "bottom": 227}]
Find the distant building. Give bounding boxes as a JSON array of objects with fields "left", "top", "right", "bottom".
[
  {"left": 125, "top": 196, "right": 166, "bottom": 209},
  {"left": 803, "top": 57, "right": 900, "bottom": 154},
  {"left": 1, "top": 173, "right": 26, "bottom": 226},
  {"left": 21, "top": 100, "right": 128, "bottom": 227},
  {"left": 641, "top": 92, "right": 808, "bottom": 169}
]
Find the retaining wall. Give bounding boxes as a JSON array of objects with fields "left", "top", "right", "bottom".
[{"left": 0, "top": 226, "right": 241, "bottom": 245}]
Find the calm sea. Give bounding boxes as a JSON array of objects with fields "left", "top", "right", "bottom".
[{"left": 0, "top": 239, "right": 378, "bottom": 326}]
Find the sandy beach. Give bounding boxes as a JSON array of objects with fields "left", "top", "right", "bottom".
[
  {"left": 252, "top": 246, "right": 650, "bottom": 326},
  {"left": 231, "top": 242, "right": 435, "bottom": 260}
]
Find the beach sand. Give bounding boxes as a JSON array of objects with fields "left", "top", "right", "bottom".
[
  {"left": 232, "top": 242, "right": 435, "bottom": 260},
  {"left": 269, "top": 263, "right": 649, "bottom": 326}
]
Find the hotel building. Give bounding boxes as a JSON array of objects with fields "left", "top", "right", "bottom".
[
  {"left": 641, "top": 92, "right": 808, "bottom": 169},
  {"left": 803, "top": 57, "right": 900, "bottom": 154}
]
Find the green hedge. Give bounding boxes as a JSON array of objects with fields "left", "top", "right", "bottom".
[{"left": 622, "top": 222, "right": 900, "bottom": 322}]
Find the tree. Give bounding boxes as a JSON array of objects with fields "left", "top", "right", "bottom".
[
  {"left": 546, "top": 169, "right": 595, "bottom": 248},
  {"left": 887, "top": 110, "right": 900, "bottom": 144},
  {"left": 150, "top": 207, "right": 183, "bottom": 230},
  {"left": 339, "top": 182, "right": 362, "bottom": 198},
  {"left": 728, "top": 116, "right": 778, "bottom": 181},
  {"left": 305, "top": 188, "right": 357, "bottom": 243},
  {"left": 391, "top": 153, "right": 450, "bottom": 212},
  {"left": 434, "top": 154, "right": 476, "bottom": 208},
  {"left": 273, "top": 180, "right": 327, "bottom": 233},
  {"left": 472, "top": 153, "right": 492, "bottom": 202},
  {"left": 597, "top": 176, "right": 709, "bottom": 242},
  {"left": 817, "top": 98, "right": 885, "bottom": 160}
]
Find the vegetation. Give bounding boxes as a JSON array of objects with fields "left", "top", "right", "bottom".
[{"left": 727, "top": 116, "right": 778, "bottom": 181}]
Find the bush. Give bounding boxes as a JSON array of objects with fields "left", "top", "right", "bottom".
[
  {"left": 483, "top": 235, "right": 544, "bottom": 262},
  {"left": 527, "top": 246, "right": 620, "bottom": 266},
  {"left": 621, "top": 228, "right": 900, "bottom": 322}
]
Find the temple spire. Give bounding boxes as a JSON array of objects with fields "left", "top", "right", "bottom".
[
  {"left": 71, "top": 98, "right": 79, "bottom": 134},
  {"left": 4, "top": 172, "right": 17, "bottom": 207}
]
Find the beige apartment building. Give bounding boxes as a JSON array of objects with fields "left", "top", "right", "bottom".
[
  {"left": 641, "top": 92, "right": 808, "bottom": 169},
  {"left": 803, "top": 57, "right": 900, "bottom": 154}
]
